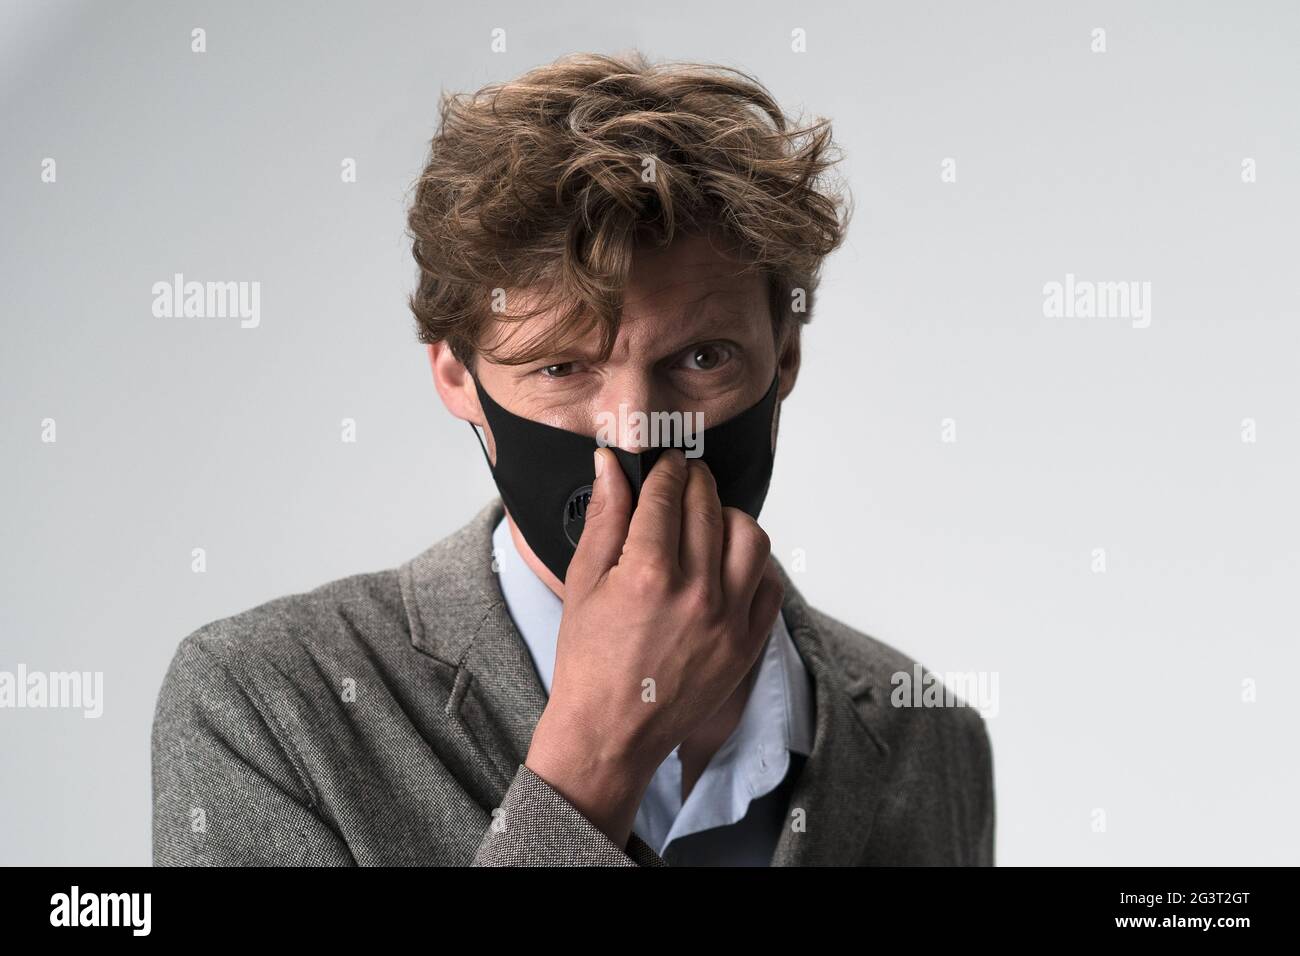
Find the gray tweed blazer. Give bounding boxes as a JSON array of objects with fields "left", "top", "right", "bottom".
[{"left": 151, "top": 499, "right": 995, "bottom": 866}]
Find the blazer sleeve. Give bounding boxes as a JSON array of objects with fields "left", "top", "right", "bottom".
[
  {"left": 151, "top": 633, "right": 355, "bottom": 866},
  {"left": 970, "top": 711, "right": 996, "bottom": 866},
  {"left": 472, "top": 764, "right": 668, "bottom": 866}
]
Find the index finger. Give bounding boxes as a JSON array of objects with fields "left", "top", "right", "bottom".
[{"left": 622, "top": 448, "right": 689, "bottom": 569}]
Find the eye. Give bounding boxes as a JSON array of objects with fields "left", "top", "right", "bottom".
[
  {"left": 540, "top": 362, "right": 576, "bottom": 378},
  {"left": 678, "top": 342, "right": 734, "bottom": 372}
]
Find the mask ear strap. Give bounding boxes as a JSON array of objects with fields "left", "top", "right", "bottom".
[
  {"left": 466, "top": 373, "right": 495, "bottom": 470},
  {"left": 469, "top": 420, "right": 493, "bottom": 469}
]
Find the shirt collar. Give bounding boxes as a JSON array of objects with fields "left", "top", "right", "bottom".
[{"left": 492, "top": 516, "right": 564, "bottom": 694}]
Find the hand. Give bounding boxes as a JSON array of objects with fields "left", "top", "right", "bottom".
[{"left": 524, "top": 447, "right": 784, "bottom": 850}]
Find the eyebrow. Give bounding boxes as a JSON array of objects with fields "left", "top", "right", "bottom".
[
  {"left": 609, "top": 302, "right": 753, "bottom": 365},
  {"left": 646, "top": 288, "right": 759, "bottom": 352},
  {"left": 521, "top": 287, "right": 760, "bottom": 366}
]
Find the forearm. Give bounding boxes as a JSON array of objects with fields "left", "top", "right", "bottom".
[{"left": 523, "top": 705, "right": 656, "bottom": 850}]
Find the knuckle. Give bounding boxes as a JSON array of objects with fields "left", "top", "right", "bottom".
[
  {"left": 681, "top": 580, "right": 721, "bottom": 620},
  {"left": 685, "top": 501, "right": 723, "bottom": 533},
  {"left": 631, "top": 554, "right": 675, "bottom": 591},
  {"left": 725, "top": 510, "right": 769, "bottom": 554},
  {"left": 582, "top": 490, "right": 607, "bottom": 522},
  {"left": 639, "top": 486, "right": 678, "bottom": 514}
]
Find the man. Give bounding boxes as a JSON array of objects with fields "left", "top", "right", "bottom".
[{"left": 152, "top": 51, "right": 994, "bottom": 866}]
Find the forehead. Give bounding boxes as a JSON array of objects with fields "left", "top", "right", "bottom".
[
  {"left": 483, "top": 231, "right": 768, "bottom": 362},
  {"left": 626, "top": 231, "right": 758, "bottom": 303}
]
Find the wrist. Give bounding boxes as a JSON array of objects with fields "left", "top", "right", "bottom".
[{"left": 525, "top": 705, "right": 656, "bottom": 846}]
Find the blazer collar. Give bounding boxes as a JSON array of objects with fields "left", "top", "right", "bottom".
[
  {"left": 399, "top": 498, "right": 891, "bottom": 866},
  {"left": 399, "top": 499, "right": 550, "bottom": 793}
]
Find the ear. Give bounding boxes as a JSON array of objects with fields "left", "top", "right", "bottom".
[
  {"left": 775, "top": 323, "right": 802, "bottom": 401},
  {"left": 428, "top": 343, "right": 483, "bottom": 427}
]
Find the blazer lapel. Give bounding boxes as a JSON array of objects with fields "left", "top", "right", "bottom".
[
  {"left": 769, "top": 563, "right": 892, "bottom": 866},
  {"left": 401, "top": 499, "right": 548, "bottom": 795}
]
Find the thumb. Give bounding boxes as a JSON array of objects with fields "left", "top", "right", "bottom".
[{"left": 566, "top": 447, "right": 632, "bottom": 594}]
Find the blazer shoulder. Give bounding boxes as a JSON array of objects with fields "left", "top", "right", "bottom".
[
  {"left": 164, "top": 566, "right": 408, "bottom": 693},
  {"left": 802, "top": 604, "right": 993, "bottom": 748},
  {"left": 804, "top": 604, "right": 922, "bottom": 683},
  {"left": 800, "top": 604, "right": 995, "bottom": 863}
]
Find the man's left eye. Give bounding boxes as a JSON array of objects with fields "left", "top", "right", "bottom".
[
  {"left": 679, "top": 343, "right": 733, "bottom": 371},
  {"left": 540, "top": 363, "right": 575, "bottom": 378}
]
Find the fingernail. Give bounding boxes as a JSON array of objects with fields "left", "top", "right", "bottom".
[{"left": 593, "top": 448, "right": 604, "bottom": 479}]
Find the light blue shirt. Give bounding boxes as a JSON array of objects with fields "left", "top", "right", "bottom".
[{"left": 491, "top": 516, "right": 815, "bottom": 865}]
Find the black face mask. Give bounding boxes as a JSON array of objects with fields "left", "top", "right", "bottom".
[{"left": 470, "top": 373, "right": 780, "bottom": 583}]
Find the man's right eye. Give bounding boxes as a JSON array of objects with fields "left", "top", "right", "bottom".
[{"left": 540, "top": 362, "right": 575, "bottom": 378}]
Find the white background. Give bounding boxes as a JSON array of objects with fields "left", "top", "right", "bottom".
[{"left": 2, "top": 0, "right": 1297, "bottom": 864}]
